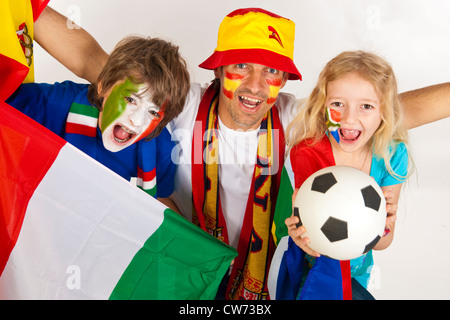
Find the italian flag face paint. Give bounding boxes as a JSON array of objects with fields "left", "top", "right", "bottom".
[
  {"left": 100, "top": 78, "right": 140, "bottom": 131},
  {"left": 223, "top": 72, "right": 244, "bottom": 100},
  {"left": 100, "top": 78, "right": 165, "bottom": 153}
]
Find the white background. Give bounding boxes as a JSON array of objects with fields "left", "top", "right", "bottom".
[{"left": 35, "top": 0, "right": 450, "bottom": 299}]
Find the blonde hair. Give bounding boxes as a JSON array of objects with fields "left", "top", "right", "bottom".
[{"left": 286, "top": 50, "right": 412, "bottom": 180}]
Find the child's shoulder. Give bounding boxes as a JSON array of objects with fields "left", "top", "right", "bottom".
[
  {"left": 291, "top": 135, "right": 334, "bottom": 168},
  {"left": 292, "top": 135, "right": 330, "bottom": 153}
]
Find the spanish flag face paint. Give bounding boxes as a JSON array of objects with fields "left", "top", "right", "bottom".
[
  {"left": 266, "top": 78, "right": 282, "bottom": 104},
  {"left": 223, "top": 72, "right": 244, "bottom": 100},
  {"left": 218, "top": 63, "right": 287, "bottom": 131}
]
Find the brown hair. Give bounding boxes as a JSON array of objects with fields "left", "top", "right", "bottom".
[{"left": 88, "top": 36, "right": 190, "bottom": 139}]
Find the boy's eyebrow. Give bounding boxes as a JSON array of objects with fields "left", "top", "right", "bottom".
[
  {"left": 129, "top": 91, "right": 161, "bottom": 110},
  {"left": 130, "top": 91, "right": 145, "bottom": 98},
  {"left": 130, "top": 88, "right": 155, "bottom": 100}
]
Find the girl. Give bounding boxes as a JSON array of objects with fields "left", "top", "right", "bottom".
[{"left": 284, "top": 51, "right": 413, "bottom": 299}]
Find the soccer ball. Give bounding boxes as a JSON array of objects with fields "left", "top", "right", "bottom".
[{"left": 293, "top": 165, "right": 386, "bottom": 260}]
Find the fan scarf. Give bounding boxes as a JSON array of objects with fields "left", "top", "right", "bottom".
[
  {"left": 192, "top": 83, "right": 285, "bottom": 300},
  {"left": 64, "top": 89, "right": 157, "bottom": 197}
]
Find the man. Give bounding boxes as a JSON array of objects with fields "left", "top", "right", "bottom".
[
  {"left": 33, "top": 6, "right": 450, "bottom": 300},
  {"left": 167, "top": 8, "right": 301, "bottom": 299},
  {"left": 158, "top": 8, "right": 300, "bottom": 299}
]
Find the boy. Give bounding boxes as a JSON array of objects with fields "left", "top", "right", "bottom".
[{"left": 6, "top": 36, "right": 190, "bottom": 205}]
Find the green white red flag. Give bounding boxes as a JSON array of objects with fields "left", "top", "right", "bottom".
[{"left": 0, "top": 101, "right": 236, "bottom": 299}]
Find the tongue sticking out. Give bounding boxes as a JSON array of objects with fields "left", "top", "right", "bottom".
[
  {"left": 340, "top": 128, "right": 361, "bottom": 141},
  {"left": 113, "top": 125, "right": 134, "bottom": 142}
]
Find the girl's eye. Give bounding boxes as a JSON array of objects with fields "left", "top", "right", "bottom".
[
  {"left": 331, "top": 102, "right": 343, "bottom": 107},
  {"left": 125, "top": 96, "right": 135, "bottom": 104},
  {"left": 362, "top": 104, "right": 374, "bottom": 110}
]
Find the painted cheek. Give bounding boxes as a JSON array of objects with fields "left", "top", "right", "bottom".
[
  {"left": 327, "top": 107, "right": 342, "bottom": 125},
  {"left": 222, "top": 72, "right": 244, "bottom": 100},
  {"left": 134, "top": 112, "right": 165, "bottom": 142},
  {"left": 100, "top": 79, "right": 140, "bottom": 131},
  {"left": 326, "top": 107, "right": 341, "bottom": 144},
  {"left": 101, "top": 94, "right": 127, "bottom": 131},
  {"left": 266, "top": 78, "right": 282, "bottom": 104}
]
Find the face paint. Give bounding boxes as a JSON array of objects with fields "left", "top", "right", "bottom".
[
  {"left": 100, "top": 78, "right": 141, "bottom": 131},
  {"left": 326, "top": 106, "right": 341, "bottom": 143},
  {"left": 223, "top": 72, "right": 244, "bottom": 100},
  {"left": 100, "top": 78, "right": 165, "bottom": 152},
  {"left": 266, "top": 78, "right": 282, "bottom": 104},
  {"left": 135, "top": 102, "right": 166, "bottom": 141}
]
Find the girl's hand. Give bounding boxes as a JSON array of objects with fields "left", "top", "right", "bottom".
[
  {"left": 285, "top": 215, "right": 321, "bottom": 257},
  {"left": 383, "top": 188, "right": 398, "bottom": 236},
  {"left": 374, "top": 185, "right": 402, "bottom": 250}
]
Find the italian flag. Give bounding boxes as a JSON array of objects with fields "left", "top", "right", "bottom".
[{"left": 0, "top": 101, "right": 236, "bottom": 299}]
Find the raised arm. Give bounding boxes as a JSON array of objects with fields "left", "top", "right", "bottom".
[
  {"left": 400, "top": 82, "right": 450, "bottom": 129},
  {"left": 34, "top": 6, "right": 108, "bottom": 83}
]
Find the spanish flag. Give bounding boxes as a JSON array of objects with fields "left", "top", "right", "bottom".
[{"left": 0, "top": 0, "right": 49, "bottom": 101}]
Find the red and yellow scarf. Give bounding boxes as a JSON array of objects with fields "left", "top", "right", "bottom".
[{"left": 192, "top": 84, "right": 285, "bottom": 299}]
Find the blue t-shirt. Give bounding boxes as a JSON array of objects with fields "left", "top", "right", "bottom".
[
  {"left": 6, "top": 81, "right": 175, "bottom": 198},
  {"left": 370, "top": 143, "right": 409, "bottom": 187},
  {"left": 351, "top": 142, "right": 409, "bottom": 287}
]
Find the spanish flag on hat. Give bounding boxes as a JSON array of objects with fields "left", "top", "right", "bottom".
[
  {"left": 0, "top": 0, "right": 49, "bottom": 101},
  {"left": 199, "top": 8, "right": 302, "bottom": 81}
]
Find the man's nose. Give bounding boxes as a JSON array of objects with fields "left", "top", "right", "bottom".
[{"left": 245, "top": 70, "right": 267, "bottom": 93}]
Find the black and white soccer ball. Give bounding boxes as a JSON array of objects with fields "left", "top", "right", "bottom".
[{"left": 294, "top": 165, "right": 386, "bottom": 260}]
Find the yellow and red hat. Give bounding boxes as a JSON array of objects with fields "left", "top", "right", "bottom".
[{"left": 199, "top": 8, "right": 302, "bottom": 81}]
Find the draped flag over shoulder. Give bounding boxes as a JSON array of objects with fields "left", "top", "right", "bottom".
[
  {"left": 268, "top": 151, "right": 352, "bottom": 300},
  {"left": 0, "top": 101, "right": 237, "bottom": 299},
  {"left": 0, "top": 0, "right": 49, "bottom": 100}
]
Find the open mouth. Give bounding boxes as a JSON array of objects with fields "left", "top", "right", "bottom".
[
  {"left": 339, "top": 128, "right": 361, "bottom": 142},
  {"left": 113, "top": 124, "right": 136, "bottom": 143},
  {"left": 238, "top": 95, "right": 263, "bottom": 109}
]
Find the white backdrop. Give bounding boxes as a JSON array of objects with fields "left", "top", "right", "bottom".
[{"left": 35, "top": 0, "right": 450, "bottom": 299}]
